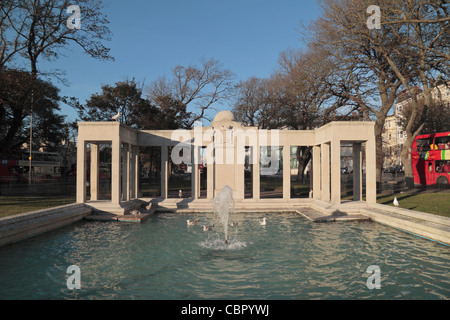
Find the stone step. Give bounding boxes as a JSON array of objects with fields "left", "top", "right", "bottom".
[
  {"left": 86, "top": 199, "right": 146, "bottom": 215},
  {"left": 84, "top": 211, "right": 154, "bottom": 223},
  {"left": 296, "top": 207, "right": 370, "bottom": 222}
]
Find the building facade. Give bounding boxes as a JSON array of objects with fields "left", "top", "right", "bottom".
[{"left": 383, "top": 83, "right": 450, "bottom": 168}]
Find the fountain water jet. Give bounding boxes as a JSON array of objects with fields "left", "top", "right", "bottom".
[{"left": 212, "top": 186, "right": 235, "bottom": 244}]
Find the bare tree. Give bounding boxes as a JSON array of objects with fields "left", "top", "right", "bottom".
[
  {"left": 305, "top": 0, "right": 415, "bottom": 183},
  {"left": 233, "top": 46, "right": 349, "bottom": 182},
  {"left": 398, "top": 89, "right": 450, "bottom": 138},
  {"left": 1, "top": 0, "right": 113, "bottom": 183},
  {"left": 7, "top": 0, "right": 113, "bottom": 78},
  {"left": 0, "top": 0, "right": 26, "bottom": 70},
  {"left": 232, "top": 77, "right": 279, "bottom": 128},
  {"left": 146, "top": 58, "right": 235, "bottom": 128},
  {"left": 377, "top": 0, "right": 449, "bottom": 184}
]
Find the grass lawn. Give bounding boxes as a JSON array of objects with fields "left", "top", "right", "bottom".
[
  {"left": 0, "top": 190, "right": 449, "bottom": 219},
  {"left": 377, "top": 192, "right": 450, "bottom": 218},
  {"left": 0, "top": 196, "right": 76, "bottom": 218}
]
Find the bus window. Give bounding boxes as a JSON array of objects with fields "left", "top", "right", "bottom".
[
  {"left": 435, "top": 136, "right": 450, "bottom": 150},
  {"left": 436, "top": 161, "right": 450, "bottom": 173},
  {"left": 443, "top": 164, "right": 450, "bottom": 173},
  {"left": 416, "top": 138, "right": 432, "bottom": 151}
]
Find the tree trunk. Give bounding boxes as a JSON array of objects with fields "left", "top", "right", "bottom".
[
  {"left": 400, "top": 135, "right": 415, "bottom": 189},
  {"left": 296, "top": 146, "right": 312, "bottom": 183},
  {"left": 374, "top": 118, "right": 385, "bottom": 184}
]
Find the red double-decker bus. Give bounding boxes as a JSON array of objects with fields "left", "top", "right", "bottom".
[
  {"left": 411, "top": 132, "right": 450, "bottom": 186},
  {"left": 0, "top": 151, "right": 63, "bottom": 183}
]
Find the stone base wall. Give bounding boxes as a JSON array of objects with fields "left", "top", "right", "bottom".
[{"left": 0, "top": 203, "right": 92, "bottom": 247}]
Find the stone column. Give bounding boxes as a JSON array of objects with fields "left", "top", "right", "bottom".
[
  {"left": 129, "top": 145, "right": 137, "bottom": 199},
  {"left": 161, "top": 145, "right": 168, "bottom": 199},
  {"left": 133, "top": 146, "right": 139, "bottom": 199},
  {"left": 352, "top": 143, "right": 362, "bottom": 201},
  {"left": 312, "top": 145, "right": 321, "bottom": 200},
  {"left": 122, "top": 143, "right": 130, "bottom": 202},
  {"left": 283, "top": 146, "right": 290, "bottom": 200},
  {"left": 111, "top": 139, "right": 121, "bottom": 205},
  {"left": 89, "top": 143, "right": 99, "bottom": 201},
  {"left": 191, "top": 145, "right": 199, "bottom": 200},
  {"left": 330, "top": 139, "right": 341, "bottom": 205},
  {"left": 321, "top": 143, "right": 330, "bottom": 202},
  {"left": 253, "top": 145, "right": 260, "bottom": 200},
  {"left": 207, "top": 153, "right": 214, "bottom": 200},
  {"left": 76, "top": 140, "right": 87, "bottom": 203},
  {"left": 235, "top": 144, "right": 245, "bottom": 201},
  {"left": 366, "top": 138, "right": 377, "bottom": 204}
]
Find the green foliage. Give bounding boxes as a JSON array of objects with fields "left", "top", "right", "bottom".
[{"left": 0, "top": 69, "right": 66, "bottom": 156}]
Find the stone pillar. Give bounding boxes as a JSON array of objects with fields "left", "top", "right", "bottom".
[
  {"left": 321, "top": 143, "right": 330, "bottom": 202},
  {"left": 89, "top": 143, "right": 99, "bottom": 201},
  {"left": 283, "top": 146, "right": 290, "bottom": 200},
  {"left": 111, "top": 139, "right": 121, "bottom": 205},
  {"left": 207, "top": 155, "right": 214, "bottom": 200},
  {"left": 330, "top": 139, "right": 341, "bottom": 205},
  {"left": 133, "top": 146, "right": 139, "bottom": 199},
  {"left": 76, "top": 139, "right": 87, "bottom": 203},
  {"left": 130, "top": 145, "right": 135, "bottom": 199},
  {"left": 235, "top": 144, "right": 245, "bottom": 201},
  {"left": 352, "top": 143, "right": 362, "bottom": 201},
  {"left": 122, "top": 143, "right": 130, "bottom": 202},
  {"left": 312, "top": 145, "right": 321, "bottom": 200},
  {"left": 128, "top": 145, "right": 137, "bottom": 199},
  {"left": 161, "top": 145, "right": 168, "bottom": 199},
  {"left": 191, "top": 145, "right": 199, "bottom": 200},
  {"left": 366, "top": 138, "right": 377, "bottom": 204},
  {"left": 253, "top": 145, "right": 260, "bottom": 200},
  {"left": 213, "top": 129, "right": 236, "bottom": 197}
]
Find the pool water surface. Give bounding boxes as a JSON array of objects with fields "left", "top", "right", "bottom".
[{"left": 0, "top": 212, "right": 449, "bottom": 300}]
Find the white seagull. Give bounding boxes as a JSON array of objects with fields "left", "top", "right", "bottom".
[
  {"left": 111, "top": 111, "right": 120, "bottom": 121},
  {"left": 187, "top": 219, "right": 200, "bottom": 226},
  {"left": 259, "top": 217, "right": 267, "bottom": 226},
  {"left": 203, "top": 225, "right": 214, "bottom": 231},
  {"left": 393, "top": 196, "right": 399, "bottom": 207}
]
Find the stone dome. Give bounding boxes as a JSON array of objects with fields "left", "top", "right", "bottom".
[{"left": 213, "top": 111, "right": 235, "bottom": 123}]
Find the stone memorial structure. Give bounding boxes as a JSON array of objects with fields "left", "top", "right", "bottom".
[{"left": 76, "top": 111, "right": 376, "bottom": 213}]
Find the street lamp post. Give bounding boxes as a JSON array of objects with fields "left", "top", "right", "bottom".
[{"left": 29, "top": 92, "right": 33, "bottom": 185}]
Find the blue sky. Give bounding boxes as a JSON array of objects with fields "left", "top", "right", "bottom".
[{"left": 36, "top": 0, "right": 322, "bottom": 122}]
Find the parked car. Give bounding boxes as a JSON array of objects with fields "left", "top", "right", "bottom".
[
  {"left": 341, "top": 167, "right": 350, "bottom": 174},
  {"left": 383, "top": 167, "right": 393, "bottom": 173},
  {"left": 393, "top": 165, "right": 404, "bottom": 175}
]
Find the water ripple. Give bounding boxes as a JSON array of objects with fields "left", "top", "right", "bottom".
[{"left": 0, "top": 213, "right": 448, "bottom": 299}]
